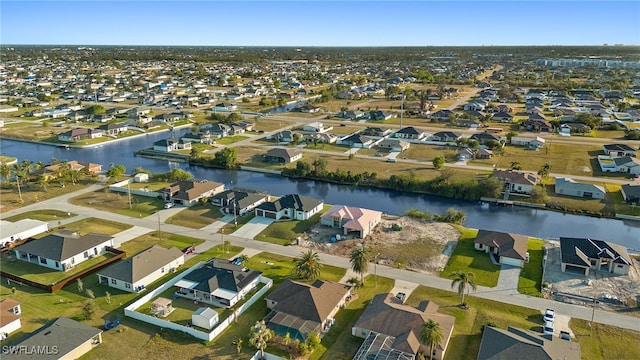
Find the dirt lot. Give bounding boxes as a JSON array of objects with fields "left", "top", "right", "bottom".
[
  {"left": 543, "top": 241, "right": 640, "bottom": 312},
  {"left": 301, "top": 216, "right": 460, "bottom": 275}
]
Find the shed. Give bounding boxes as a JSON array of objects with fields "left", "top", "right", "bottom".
[
  {"left": 151, "top": 297, "right": 174, "bottom": 317},
  {"left": 192, "top": 307, "right": 219, "bottom": 329},
  {"left": 134, "top": 173, "right": 149, "bottom": 183}
]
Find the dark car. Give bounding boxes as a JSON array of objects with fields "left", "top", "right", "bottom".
[{"left": 182, "top": 246, "right": 196, "bottom": 255}]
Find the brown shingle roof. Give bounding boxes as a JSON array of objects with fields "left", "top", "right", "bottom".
[
  {"left": 475, "top": 230, "right": 528, "bottom": 261},
  {"left": 266, "top": 279, "right": 350, "bottom": 323}
]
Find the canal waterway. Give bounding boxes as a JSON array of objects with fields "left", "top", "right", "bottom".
[{"left": 2, "top": 133, "right": 639, "bottom": 249}]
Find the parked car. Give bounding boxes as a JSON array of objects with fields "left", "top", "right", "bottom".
[
  {"left": 231, "top": 257, "right": 244, "bottom": 266},
  {"left": 182, "top": 246, "right": 196, "bottom": 255},
  {"left": 543, "top": 320, "right": 554, "bottom": 336},
  {"left": 396, "top": 292, "right": 407, "bottom": 303},
  {"left": 164, "top": 202, "right": 175, "bottom": 209},
  {"left": 560, "top": 331, "right": 571, "bottom": 340},
  {"left": 544, "top": 309, "right": 555, "bottom": 323}
]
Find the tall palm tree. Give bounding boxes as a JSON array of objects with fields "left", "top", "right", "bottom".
[
  {"left": 293, "top": 250, "right": 322, "bottom": 280},
  {"left": 249, "top": 320, "right": 274, "bottom": 360},
  {"left": 350, "top": 246, "right": 372, "bottom": 283},
  {"left": 0, "top": 163, "right": 10, "bottom": 187},
  {"left": 421, "top": 319, "right": 443, "bottom": 360},
  {"left": 450, "top": 271, "right": 477, "bottom": 306}
]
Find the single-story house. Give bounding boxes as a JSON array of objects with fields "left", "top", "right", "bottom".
[
  {"left": 305, "top": 132, "right": 338, "bottom": 144},
  {"left": 212, "top": 102, "right": 237, "bottom": 112},
  {"left": 263, "top": 147, "right": 302, "bottom": 163},
  {"left": 303, "top": 122, "right": 330, "bottom": 133},
  {"left": 0, "top": 299, "right": 22, "bottom": 339},
  {"left": 621, "top": 184, "right": 640, "bottom": 204},
  {"left": 181, "top": 132, "right": 213, "bottom": 145},
  {"left": 393, "top": 126, "right": 426, "bottom": 140},
  {"left": 265, "top": 279, "right": 351, "bottom": 341},
  {"left": 377, "top": 139, "right": 410, "bottom": 152},
  {"left": 560, "top": 237, "right": 632, "bottom": 276},
  {"left": 255, "top": 194, "right": 323, "bottom": 220},
  {"left": 476, "top": 148, "right": 493, "bottom": 159},
  {"left": 320, "top": 205, "right": 383, "bottom": 238},
  {"left": 159, "top": 180, "right": 224, "bottom": 206},
  {"left": 338, "top": 110, "right": 365, "bottom": 120},
  {"left": 211, "top": 190, "right": 269, "bottom": 216},
  {"left": 266, "top": 130, "right": 294, "bottom": 143},
  {"left": 492, "top": 169, "right": 541, "bottom": 195},
  {"left": 430, "top": 131, "right": 461, "bottom": 143},
  {"left": 474, "top": 229, "right": 529, "bottom": 267},
  {"left": 207, "top": 123, "right": 231, "bottom": 138},
  {"left": 97, "top": 122, "right": 128, "bottom": 135},
  {"left": 1, "top": 317, "right": 102, "bottom": 360},
  {"left": 362, "top": 127, "right": 391, "bottom": 137},
  {"left": 0, "top": 219, "right": 49, "bottom": 248},
  {"left": 174, "top": 258, "right": 262, "bottom": 308},
  {"left": 57, "top": 127, "right": 103, "bottom": 142},
  {"left": 510, "top": 136, "right": 546, "bottom": 149},
  {"left": 603, "top": 144, "right": 637, "bottom": 157},
  {"left": 338, "top": 133, "right": 374, "bottom": 148},
  {"left": 477, "top": 326, "right": 580, "bottom": 360},
  {"left": 352, "top": 293, "right": 455, "bottom": 360},
  {"left": 492, "top": 112, "right": 514, "bottom": 122},
  {"left": 192, "top": 307, "right": 219, "bottom": 329},
  {"left": 97, "top": 246, "right": 185, "bottom": 293},
  {"left": 369, "top": 110, "right": 395, "bottom": 121},
  {"left": 458, "top": 148, "right": 475, "bottom": 161},
  {"left": 554, "top": 178, "right": 605, "bottom": 199},
  {"left": 470, "top": 132, "right": 503, "bottom": 145},
  {"left": 613, "top": 156, "right": 640, "bottom": 175},
  {"left": 597, "top": 155, "right": 618, "bottom": 173},
  {"left": 522, "top": 119, "right": 552, "bottom": 132},
  {"left": 429, "top": 110, "right": 454, "bottom": 121},
  {"left": 13, "top": 231, "right": 114, "bottom": 271},
  {"left": 152, "top": 138, "right": 192, "bottom": 152}
]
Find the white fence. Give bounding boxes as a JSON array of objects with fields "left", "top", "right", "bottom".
[
  {"left": 124, "top": 261, "right": 273, "bottom": 341},
  {"left": 250, "top": 351, "right": 284, "bottom": 360},
  {"left": 109, "top": 178, "right": 160, "bottom": 198}
]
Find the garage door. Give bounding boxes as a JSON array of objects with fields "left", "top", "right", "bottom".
[{"left": 564, "top": 264, "right": 587, "bottom": 275}]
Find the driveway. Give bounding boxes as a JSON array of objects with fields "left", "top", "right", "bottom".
[
  {"left": 199, "top": 215, "right": 233, "bottom": 232},
  {"left": 496, "top": 264, "right": 521, "bottom": 291},
  {"left": 231, "top": 217, "right": 275, "bottom": 239},
  {"left": 389, "top": 279, "right": 420, "bottom": 300},
  {"left": 111, "top": 226, "right": 154, "bottom": 248}
]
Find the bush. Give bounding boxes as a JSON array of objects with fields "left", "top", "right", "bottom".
[{"left": 391, "top": 223, "right": 403, "bottom": 231}]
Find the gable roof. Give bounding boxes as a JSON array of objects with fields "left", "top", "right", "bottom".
[
  {"left": 266, "top": 279, "right": 350, "bottom": 323},
  {"left": 492, "top": 169, "right": 540, "bottom": 186},
  {"left": 97, "top": 246, "right": 184, "bottom": 283},
  {"left": 320, "top": 205, "right": 382, "bottom": 232},
  {"left": 0, "top": 299, "right": 21, "bottom": 327},
  {"left": 474, "top": 230, "right": 528, "bottom": 261},
  {"left": 160, "top": 180, "right": 223, "bottom": 201},
  {"left": 555, "top": 177, "right": 605, "bottom": 194},
  {"left": 477, "top": 326, "right": 580, "bottom": 360},
  {"left": 181, "top": 258, "right": 261, "bottom": 294},
  {"left": 396, "top": 126, "right": 423, "bottom": 135},
  {"left": 603, "top": 143, "right": 636, "bottom": 153},
  {"left": 14, "top": 232, "right": 113, "bottom": 261},
  {"left": 266, "top": 147, "right": 302, "bottom": 159},
  {"left": 4, "top": 317, "right": 102, "bottom": 360},
  {"left": 256, "top": 194, "right": 322, "bottom": 213},
  {"left": 560, "top": 237, "right": 632, "bottom": 267}
]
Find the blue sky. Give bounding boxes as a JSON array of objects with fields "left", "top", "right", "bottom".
[{"left": 2, "top": 1, "right": 639, "bottom": 46}]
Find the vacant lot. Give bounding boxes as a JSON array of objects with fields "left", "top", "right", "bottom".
[
  {"left": 164, "top": 203, "right": 223, "bottom": 228},
  {"left": 0, "top": 179, "right": 95, "bottom": 213},
  {"left": 5, "top": 209, "right": 76, "bottom": 222},
  {"left": 70, "top": 189, "right": 164, "bottom": 217}
]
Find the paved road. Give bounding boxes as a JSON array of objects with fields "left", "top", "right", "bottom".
[{"left": 2, "top": 183, "right": 640, "bottom": 332}]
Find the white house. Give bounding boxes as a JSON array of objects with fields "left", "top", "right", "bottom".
[
  {"left": 0, "top": 219, "right": 49, "bottom": 248},
  {"left": 510, "top": 136, "right": 546, "bottom": 149},
  {"left": 555, "top": 177, "right": 606, "bottom": 199},
  {"left": 97, "top": 246, "right": 185, "bottom": 293},
  {"left": 13, "top": 231, "right": 114, "bottom": 271},
  {"left": 0, "top": 299, "right": 22, "bottom": 339},
  {"left": 492, "top": 170, "right": 541, "bottom": 195},
  {"left": 192, "top": 307, "right": 219, "bottom": 329},
  {"left": 255, "top": 194, "right": 324, "bottom": 220}
]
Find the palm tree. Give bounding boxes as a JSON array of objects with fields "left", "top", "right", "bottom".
[
  {"left": 420, "top": 319, "right": 443, "bottom": 360},
  {"left": 350, "top": 246, "right": 372, "bottom": 283},
  {"left": 293, "top": 250, "right": 322, "bottom": 280},
  {"left": 346, "top": 276, "right": 363, "bottom": 293},
  {"left": 249, "top": 320, "right": 274, "bottom": 360},
  {"left": 0, "top": 163, "right": 10, "bottom": 187},
  {"left": 450, "top": 271, "right": 477, "bottom": 306},
  {"left": 232, "top": 337, "right": 243, "bottom": 354}
]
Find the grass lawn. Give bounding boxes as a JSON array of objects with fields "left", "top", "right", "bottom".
[
  {"left": 540, "top": 184, "right": 612, "bottom": 215},
  {"left": 254, "top": 205, "right": 331, "bottom": 245},
  {"left": 215, "top": 135, "right": 249, "bottom": 145},
  {"left": 604, "top": 183, "right": 639, "bottom": 216},
  {"left": 0, "top": 179, "right": 96, "bottom": 213},
  {"left": 128, "top": 181, "right": 172, "bottom": 191},
  {"left": 164, "top": 204, "right": 223, "bottom": 228},
  {"left": 254, "top": 118, "right": 296, "bottom": 132},
  {"left": 518, "top": 238, "right": 545, "bottom": 297},
  {"left": 57, "top": 217, "right": 132, "bottom": 236},
  {"left": 244, "top": 252, "right": 345, "bottom": 284},
  {"left": 218, "top": 213, "right": 255, "bottom": 234},
  {"left": 440, "top": 226, "right": 500, "bottom": 287},
  {"left": 305, "top": 142, "right": 351, "bottom": 153},
  {"left": 402, "top": 143, "right": 459, "bottom": 163},
  {"left": 4, "top": 209, "right": 77, "bottom": 222},
  {"left": 118, "top": 232, "right": 206, "bottom": 258},
  {"left": 569, "top": 318, "right": 640, "bottom": 360},
  {"left": 69, "top": 189, "right": 165, "bottom": 218}
]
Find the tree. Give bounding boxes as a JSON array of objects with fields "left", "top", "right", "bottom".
[
  {"left": 281, "top": 332, "right": 292, "bottom": 347},
  {"left": 432, "top": 156, "right": 445, "bottom": 170},
  {"left": 350, "top": 246, "right": 373, "bottom": 283},
  {"left": 509, "top": 161, "right": 522, "bottom": 170},
  {"left": 346, "top": 276, "right": 363, "bottom": 293},
  {"left": 86, "top": 104, "right": 105, "bottom": 115},
  {"left": 420, "top": 319, "right": 443, "bottom": 360},
  {"left": 232, "top": 337, "right": 243, "bottom": 354},
  {"left": 530, "top": 186, "right": 548, "bottom": 204},
  {"left": 82, "top": 299, "right": 97, "bottom": 320},
  {"left": 212, "top": 148, "right": 237, "bottom": 168},
  {"left": 538, "top": 162, "right": 551, "bottom": 178},
  {"left": 249, "top": 320, "right": 274, "bottom": 360},
  {"left": 106, "top": 164, "right": 126, "bottom": 182},
  {"left": 0, "top": 163, "right": 10, "bottom": 187},
  {"left": 312, "top": 158, "right": 327, "bottom": 176},
  {"left": 293, "top": 250, "right": 322, "bottom": 280},
  {"left": 450, "top": 271, "right": 477, "bottom": 306}
]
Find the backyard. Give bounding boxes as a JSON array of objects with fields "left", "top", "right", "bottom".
[{"left": 440, "top": 226, "right": 501, "bottom": 287}]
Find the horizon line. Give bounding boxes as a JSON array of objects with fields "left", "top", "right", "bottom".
[{"left": 2, "top": 44, "right": 639, "bottom": 48}]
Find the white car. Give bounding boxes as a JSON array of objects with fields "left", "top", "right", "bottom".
[
  {"left": 544, "top": 309, "right": 555, "bottom": 323},
  {"left": 163, "top": 202, "right": 175, "bottom": 209},
  {"left": 543, "top": 320, "right": 554, "bottom": 336}
]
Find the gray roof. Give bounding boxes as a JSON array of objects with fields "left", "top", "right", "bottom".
[
  {"left": 14, "top": 232, "right": 113, "bottom": 261},
  {"left": 604, "top": 143, "right": 636, "bottom": 152},
  {"left": 266, "top": 147, "right": 301, "bottom": 160},
  {"left": 180, "top": 258, "right": 261, "bottom": 294},
  {"left": 256, "top": 194, "right": 322, "bottom": 213},
  {"left": 555, "top": 177, "right": 605, "bottom": 194},
  {"left": 3, "top": 317, "right": 102, "bottom": 360},
  {"left": 97, "top": 246, "right": 184, "bottom": 283},
  {"left": 477, "top": 326, "right": 580, "bottom": 360},
  {"left": 560, "top": 237, "right": 632, "bottom": 266},
  {"left": 621, "top": 184, "right": 640, "bottom": 202}
]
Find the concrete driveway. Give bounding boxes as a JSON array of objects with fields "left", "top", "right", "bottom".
[
  {"left": 389, "top": 279, "right": 420, "bottom": 300},
  {"left": 231, "top": 217, "right": 275, "bottom": 239},
  {"left": 496, "top": 264, "right": 521, "bottom": 291}
]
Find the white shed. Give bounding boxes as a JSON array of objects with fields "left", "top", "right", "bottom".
[
  {"left": 134, "top": 173, "right": 149, "bottom": 183},
  {"left": 192, "top": 307, "right": 219, "bottom": 329}
]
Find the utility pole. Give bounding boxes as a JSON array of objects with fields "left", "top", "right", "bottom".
[
  {"left": 16, "top": 176, "right": 22, "bottom": 202},
  {"left": 127, "top": 182, "right": 132, "bottom": 209},
  {"left": 400, "top": 89, "right": 404, "bottom": 130},
  {"left": 233, "top": 202, "right": 237, "bottom": 226},
  {"left": 374, "top": 252, "right": 380, "bottom": 288},
  {"left": 157, "top": 213, "right": 161, "bottom": 241}
]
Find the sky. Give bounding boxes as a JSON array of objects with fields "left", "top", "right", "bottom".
[{"left": 1, "top": 1, "right": 639, "bottom": 46}]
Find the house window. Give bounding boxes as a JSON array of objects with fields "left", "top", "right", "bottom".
[
  {"left": 39, "top": 257, "right": 47, "bottom": 264},
  {"left": 55, "top": 261, "right": 59, "bottom": 268},
  {"left": 618, "top": 265, "right": 624, "bottom": 268},
  {"left": 161, "top": 267, "right": 165, "bottom": 273},
  {"left": 71, "top": 258, "right": 75, "bottom": 264},
  {"left": 111, "top": 279, "right": 117, "bottom": 284},
  {"left": 362, "top": 329, "right": 367, "bottom": 336},
  {"left": 94, "top": 248, "right": 98, "bottom": 255},
  {"left": 84, "top": 251, "right": 89, "bottom": 259},
  {"left": 125, "top": 283, "right": 131, "bottom": 289}
]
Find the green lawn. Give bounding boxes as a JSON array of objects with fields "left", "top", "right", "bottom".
[
  {"left": 254, "top": 205, "right": 332, "bottom": 245},
  {"left": 165, "top": 204, "right": 224, "bottom": 228},
  {"left": 440, "top": 226, "right": 501, "bottom": 287},
  {"left": 118, "top": 232, "right": 206, "bottom": 258},
  {"left": 244, "top": 252, "right": 346, "bottom": 284},
  {"left": 218, "top": 213, "right": 255, "bottom": 234},
  {"left": 4, "top": 209, "right": 77, "bottom": 222},
  {"left": 69, "top": 189, "right": 165, "bottom": 218},
  {"left": 215, "top": 135, "right": 248, "bottom": 145},
  {"left": 569, "top": 318, "right": 640, "bottom": 360},
  {"left": 518, "top": 239, "right": 545, "bottom": 297},
  {"left": 305, "top": 143, "right": 351, "bottom": 153},
  {"left": 55, "top": 217, "right": 132, "bottom": 236}
]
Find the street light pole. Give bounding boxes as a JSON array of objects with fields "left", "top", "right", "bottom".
[{"left": 374, "top": 253, "right": 380, "bottom": 288}]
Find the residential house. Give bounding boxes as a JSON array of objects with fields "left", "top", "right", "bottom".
[
  {"left": 338, "top": 133, "right": 374, "bottom": 148},
  {"left": 474, "top": 230, "right": 529, "bottom": 267},
  {"left": 57, "top": 127, "right": 103, "bottom": 142},
  {"left": 555, "top": 178, "right": 605, "bottom": 199},
  {"left": 522, "top": 119, "right": 552, "bottom": 132},
  {"left": 159, "top": 180, "right": 224, "bottom": 206},
  {"left": 455, "top": 119, "right": 481, "bottom": 129},
  {"left": 621, "top": 184, "right": 640, "bottom": 204},
  {"left": 181, "top": 131, "right": 213, "bottom": 145},
  {"left": 152, "top": 138, "right": 192, "bottom": 152},
  {"left": 255, "top": 194, "right": 323, "bottom": 220},
  {"left": 337, "top": 110, "right": 365, "bottom": 120},
  {"left": 295, "top": 104, "right": 321, "bottom": 113},
  {"left": 613, "top": 156, "right": 640, "bottom": 175},
  {"left": 303, "top": 122, "right": 330, "bottom": 133},
  {"left": 458, "top": 148, "right": 475, "bottom": 161},
  {"left": 211, "top": 190, "right": 269, "bottom": 216},
  {"left": 320, "top": 205, "right": 383, "bottom": 238},
  {"left": 174, "top": 258, "right": 262, "bottom": 308},
  {"left": 266, "top": 130, "right": 294, "bottom": 143},
  {"left": 369, "top": 110, "right": 395, "bottom": 121},
  {"left": 97, "top": 246, "right": 185, "bottom": 293},
  {"left": 207, "top": 123, "right": 230, "bottom": 138},
  {"left": 362, "top": 127, "right": 391, "bottom": 137},
  {"left": 352, "top": 293, "right": 455, "bottom": 360},
  {"left": 430, "top": 131, "right": 461, "bottom": 143},
  {"left": 476, "top": 148, "right": 493, "bottom": 159},
  {"left": 477, "top": 326, "right": 580, "bottom": 360},
  {"left": 263, "top": 147, "right": 302, "bottom": 163},
  {"left": 0, "top": 299, "right": 22, "bottom": 339},
  {"left": 265, "top": 279, "right": 351, "bottom": 341},
  {"left": 510, "top": 136, "right": 546, "bottom": 150},
  {"left": 492, "top": 111, "right": 514, "bottom": 123},
  {"left": 232, "top": 120, "right": 255, "bottom": 132},
  {"left": 192, "top": 307, "right": 219, "bottom": 330},
  {"left": 429, "top": 110, "right": 454, "bottom": 121},
  {"left": 470, "top": 132, "right": 503, "bottom": 145},
  {"left": 560, "top": 123, "right": 591, "bottom": 134},
  {"left": 13, "top": 231, "right": 114, "bottom": 271},
  {"left": 394, "top": 126, "right": 426, "bottom": 140},
  {"left": 492, "top": 169, "right": 541, "bottom": 195},
  {"left": 212, "top": 102, "right": 237, "bottom": 112},
  {"left": 560, "top": 237, "right": 632, "bottom": 276},
  {"left": 1, "top": 317, "right": 102, "bottom": 360},
  {"left": 378, "top": 139, "right": 410, "bottom": 152},
  {"left": 0, "top": 219, "right": 49, "bottom": 248},
  {"left": 97, "top": 122, "right": 128, "bottom": 136},
  {"left": 464, "top": 101, "right": 486, "bottom": 112},
  {"left": 603, "top": 144, "right": 637, "bottom": 157},
  {"left": 305, "top": 132, "right": 338, "bottom": 144}
]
